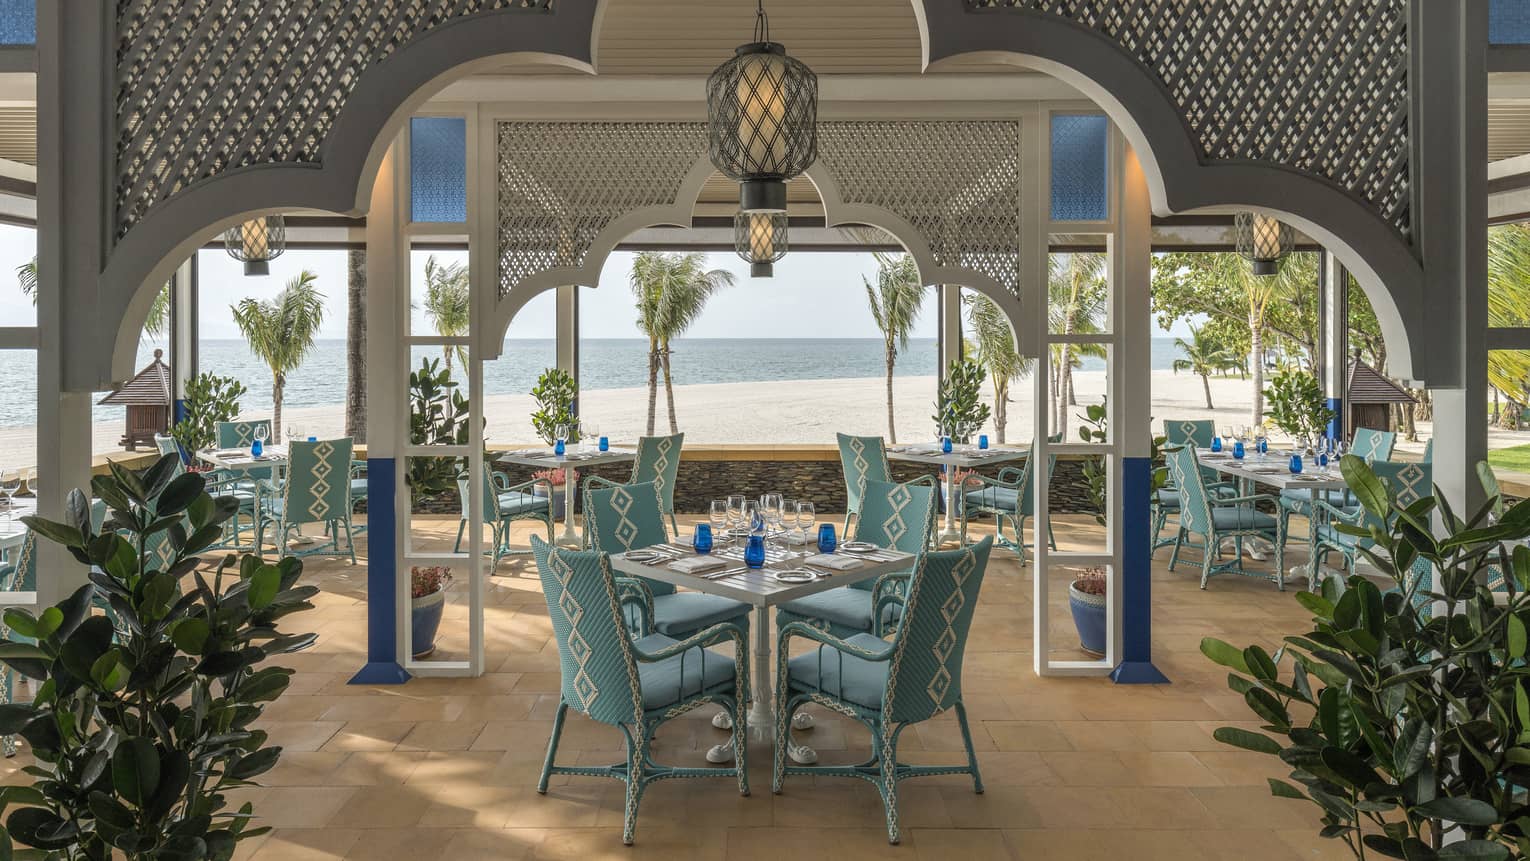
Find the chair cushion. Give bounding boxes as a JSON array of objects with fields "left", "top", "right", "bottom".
[
  {"left": 351, "top": 478, "right": 368, "bottom": 496},
  {"left": 633, "top": 633, "right": 737, "bottom": 711},
  {"left": 777, "top": 586, "right": 900, "bottom": 633},
  {"left": 651, "top": 592, "right": 751, "bottom": 638},
  {"left": 1209, "top": 506, "right": 1278, "bottom": 531},
  {"left": 785, "top": 632, "right": 893, "bottom": 711},
  {"left": 964, "top": 487, "right": 1018, "bottom": 513},
  {"left": 1316, "top": 524, "right": 1369, "bottom": 549},
  {"left": 1156, "top": 489, "right": 1180, "bottom": 509},
  {"left": 497, "top": 491, "right": 551, "bottom": 517}
]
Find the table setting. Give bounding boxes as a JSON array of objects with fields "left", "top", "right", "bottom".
[
  {"left": 496, "top": 424, "right": 638, "bottom": 546},
  {"left": 888, "top": 433, "right": 1030, "bottom": 542}
]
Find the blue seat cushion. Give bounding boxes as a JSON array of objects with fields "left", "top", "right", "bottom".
[
  {"left": 651, "top": 592, "right": 751, "bottom": 638},
  {"left": 497, "top": 491, "right": 551, "bottom": 517},
  {"left": 1209, "top": 506, "right": 1278, "bottom": 530},
  {"left": 1316, "top": 525, "right": 1369, "bottom": 549},
  {"left": 1156, "top": 489, "right": 1181, "bottom": 509},
  {"left": 633, "top": 633, "right": 737, "bottom": 711},
  {"left": 777, "top": 586, "right": 901, "bottom": 633},
  {"left": 964, "top": 486, "right": 1019, "bottom": 513},
  {"left": 351, "top": 478, "right": 368, "bottom": 496},
  {"left": 785, "top": 632, "right": 893, "bottom": 711}
]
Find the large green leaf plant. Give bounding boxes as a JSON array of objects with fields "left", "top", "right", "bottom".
[
  {"left": 932, "top": 359, "right": 991, "bottom": 444},
  {"left": 1204, "top": 455, "right": 1530, "bottom": 860},
  {"left": 0, "top": 455, "right": 317, "bottom": 859}
]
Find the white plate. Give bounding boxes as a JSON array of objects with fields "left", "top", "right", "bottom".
[
  {"left": 624, "top": 549, "right": 663, "bottom": 563},
  {"left": 840, "top": 541, "right": 880, "bottom": 553},
  {"left": 773, "top": 569, "right": 816, "bottom": 583}
]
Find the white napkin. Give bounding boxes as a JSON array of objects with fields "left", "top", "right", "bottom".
[
  {"left": 669, "top": 556, "right": 727, "bottom": 575},
  {"left": 804, "top": 554, "right": 862, "bottom": 571}
]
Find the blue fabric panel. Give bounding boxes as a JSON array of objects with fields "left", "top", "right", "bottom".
[
  {"left": 0, "top": 0, "right": 34, "bottom": 45},
  {"left": 1051, "top": 114, "right": 1110, "bottom": 221},
  {"left": 1493, "top": 0, "right": 1530, "bottom": 44},
  {"left": 410, "top": 117, "right": 467, "bottom": 223}
]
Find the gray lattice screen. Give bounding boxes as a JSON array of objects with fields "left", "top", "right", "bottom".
[
  {"left": 967, "top": 0, "right": 1411, "bottom": 237},
  {"left": 112, "top": 0, "right": 553, "bottom": 240},
  {"left": 496, "top": 120, "right": 1022, "bottom": 302}
]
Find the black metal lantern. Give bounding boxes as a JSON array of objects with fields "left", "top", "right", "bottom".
[
  {"left": 1234, "top": 212, "right": 1293, "bottom": 276},
  {"left": 735, "top": 210, "right": 788, "bottom": 278},
  {"left": 707, "top": 0, "right": 818, "bottom": 219},
  {"left": 224, "top": 215, "right": 286, "bottom": 276}
]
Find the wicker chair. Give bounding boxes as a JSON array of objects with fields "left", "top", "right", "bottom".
[
  {"left": 1164, "top": 445, "right": 1286, "bottom": 590},
  {"left": 836, "top": 433, "right": 893, "bottom": 534},
  {"left": 452, "top": 464, "right": 554, "bottom": 569},
  {"left": 958, "top": 453, "right": 1056, "bottom": 562}
]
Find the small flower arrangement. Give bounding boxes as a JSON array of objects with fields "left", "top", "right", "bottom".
[
  {"left": 532, "top": 468, "right": 567, "bottom": 487},
  {"left": 1071, "top": 567, "right": 1107, "bottom": 596},
  {"left": 411, "top": 565, "right": 452, "bottom": 600},
  {"left": 951, "top": 467, "right": 979, "bottom": 489}
]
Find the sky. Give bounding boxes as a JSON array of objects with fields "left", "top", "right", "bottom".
[{"left": 0, "top": 224, "right": 1192, "bottom": 340}]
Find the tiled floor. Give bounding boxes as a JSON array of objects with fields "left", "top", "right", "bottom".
[{"left": 4, "top": 514, "right": 1350, "bottom": 860}]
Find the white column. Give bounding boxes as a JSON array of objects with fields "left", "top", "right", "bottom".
[
  {"left": 1320, "top": 252, "right": 1348, "bottom": 441},
  {"left": 556, "top": 283, "right": 578, "bottom": 406},
  {"left": 938, "top": 284, "right": 962, "bottom": 372},
  {"left": 171, "top": 257, "right": 198, "bottom": 418}
]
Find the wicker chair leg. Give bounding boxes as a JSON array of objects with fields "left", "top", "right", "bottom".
[
  {"left": 538, "top": 700, "right": 568, "bottom": 794},
  {"left": 954, "top": 700, "right": 983, "bottom": 794}
]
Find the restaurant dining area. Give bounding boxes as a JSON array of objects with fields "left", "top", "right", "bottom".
[{"left": 4, "top": 0, "right": 1530, "bottom": 858}]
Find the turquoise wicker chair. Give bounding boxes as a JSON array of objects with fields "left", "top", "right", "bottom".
[
  {"left": 255, "top": 438, "right": 358, "bottom": 563},
  {"left": 1312, "top": 460, "right": 1430, "bottom": 585},
  {"left": 529, "top": 537, "right": 749, "bottom": 845},
  {"left": 1164, "top": 445, "right": 1286, "bottom": 590},
  {"left": 583, "top": 481, "right": 751, "bottom": 641},
  {"left": 586, "top": 434, "right": 684, "bottom": 538},
  {"left": 773, "top": 537, "right": 994, "bottom": 844},
  {"left": 775, "top": 479, "right": 935, "bottom": 640},
  {"left": 837, "top": 433, "right": 892, "bottom": 533},
  {"left": 1279, "top": 426, "right": 1395, "bottom": 539},
  {"left": 0, "top": 531, "right": 37, "bottom": 756},
  {"left": 1154, "top": 420, "right": 1236, "bottom": 553},
  {"left": 453, "top": 465, "right": 554, "bottom": 568},
  {"left": 1350, "top": 427, "right": 1397, "bottom": 463},
  {"left": 958, "top": 454, "right": 1056, "bottom": 561},
  {"left": 212, "top": 420, "right": 276, "bottom": 549}
]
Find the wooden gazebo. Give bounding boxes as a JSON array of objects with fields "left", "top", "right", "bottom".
[
  {"left": 98, "top": 349, "right": 171, "bottom": 450},
  {"left": 1346, "top": 356, "right": 1416, "bottom": 436}
]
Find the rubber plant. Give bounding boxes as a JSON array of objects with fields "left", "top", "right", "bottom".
[
  {"left": 529, "top": 367, "right": 579, "bottom": 447},
  {"left": 1203, "top": 454, "right": 1530, "bottom": 860},
  {"left": 1262, "top": 365, "right": 1334, "bottom": 445},
  {"left": 1076, "top": 399, "right": 1169, "bottom": 526},
  {"left": 406, "top": 356, "right": 470, "bottom": 504},
  {"left": 169, "top": 373, "right": 248, "bottom": 461},
  {"left": 0, "top": 454, "right": 317, "bottom": 859},
  {"left": 932, "top": 358, "right": 991, "bottom": 444}
]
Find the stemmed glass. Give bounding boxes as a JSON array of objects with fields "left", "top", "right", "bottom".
[
  {"left": 796, "top": 501, "right": 816, "bottom": 543},
  {"left": 761, "top": 492, "right": 783, "bottom": 537},
  {"left": 252, "top": 423, "right": 269, "bottom": 456},
  {"left": 727, "top": 495, "right": 746, "bottom": 541},
  {"left": 710, "top": 499, "right": 729, "bottom": 541},
  {"left": 780, "top": 497, "right": 798, "bottom": 541},
  {"left": 1220, "top": 425, "right": 1233, "bottom": 448},
  {"left": 0, "top": 471, "right": 20, "bottom": 523},
  {"left": 1255, "top": 428, "right": 1268, "bottom": 458},
  {"left": 743, "top": 500, "right": 762, "bottom": 537}
]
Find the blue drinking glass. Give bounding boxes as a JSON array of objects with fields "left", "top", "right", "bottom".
[
  {"left": 554, "top": 439, "right": 566, "bottom": 457},
  {"left": 1210, "top": 436, "right": 1222, "bottom": 453},
  {"left": 693, "top": 523, "right": 713, "bottom": 555},
  {"left": 1318, "top": 452, "right": 1329, "bottom": 470},
  {"left": 978, "top": 434, "right": 989, "bottom": 450},
  {"left": 817, "top": 524, "right": 837, "bottom": 554},
  {"left": 941, "top": 436, "right": 953, "bottom": 454},
  {"left": 1258, "top": 438, "right": 1268, "bottom": 455},
  {"left": 1232, "top": 440, "right": 1245, "bottom": 460},
  {"left": 744, "top": 534, "right": 766, "bottom": 568},
  {"left": 599, "top": 436, "right": 609, "bottom": 452},
  {"left": 250, "top": 438, "right": 263, "bottom": 458},
  {"left": 1288, "top": 454, "right": 1303, "bottom": 475}
]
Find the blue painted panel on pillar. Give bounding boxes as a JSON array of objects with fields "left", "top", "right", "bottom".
[
  {"left": 410, "top": 117, "right": 467, "bottom": 223},
  {"left": 350, "top": 458, "right": 410, "bottom": 685},
  {"left": 1051, "top": 114, "right": 1110, "bottom": 222},
  {"left": 1493, "top": 0, "right": 1530, "bottom": 44},
  {"left": 0, "top": 0, "right": 34, "bottom": 45},
  {"left": 1325, "top": 398, "right": 1343, "bottom": 444},
  {"left": 1111, "top": 456, "right": 1169, "bottom": 685}
]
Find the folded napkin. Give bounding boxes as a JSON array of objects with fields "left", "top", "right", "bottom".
[
  {"left": 803, "top": 554, "right": 862, "bottom": 571},
  {"left": 669, "top": 556, "right": 727, "bottom": 575}
]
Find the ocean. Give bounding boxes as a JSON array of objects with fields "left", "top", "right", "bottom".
[{"left": 0, "top": 337, "right": 1189, "bottom": 429}]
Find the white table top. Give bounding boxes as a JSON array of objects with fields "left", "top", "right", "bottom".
[
  {"left": 1200, "top": 452, "right": 1347, "bottom": 491},
  {"left": 887, "top": 444, "right": 1030, "bottom": 468},
  {"left": 0, "top": 498, "right": 35, "bottom": 548},
  {"left": 495, "top": 447, "right": 637, "bottom": 469},
  {"left": 196, "top": 446, "right": 288, "bottom": 472},
  {"left": 608, "top": 541, "right": 917, "bottom": 609}
]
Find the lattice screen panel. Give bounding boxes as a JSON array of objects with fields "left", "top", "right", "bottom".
[
  {"left": 112, "top": 0, "right": 553, "bottom": 240},
  {"left": 967, "top": 0, "right": 1412, "bottom": 238},
  {"left": 495, "top": 122, "right": 708, "bottom": 298},
  {"left": 815, "top": 121, "right": 1021, "bottom": 301}
]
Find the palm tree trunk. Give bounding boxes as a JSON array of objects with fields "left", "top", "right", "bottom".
[
  {"left": 442, "top": 348, "right": 453, "bottom": 374},
  {"left": 1201, "top": 373, "right": 1214, "bottom": 410},
  {"left": 885, "top": 345, "right": 897, "bottom": 444},
  {"left": 1056, "top": 343, "right": 1074, "bottom": 439},
  {"left": 994, "top": 378, "right": 1008, "bottom": 444},
  {"left": 345, "top": 249, "right": 366, "bottom": 443},
  {"left": 661, "top": 345, "right": 679, "bottom": 435},
  {"left": 645, "top": 339, "right": 659, "bottom": 436},
  {"left": 1249, "top": 319, "right": 1265, "bottom": 430},
  {"left": 273, "top": 373, "right": 285, "bottom": 444}
]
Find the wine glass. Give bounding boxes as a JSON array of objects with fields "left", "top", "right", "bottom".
[
  {"left": 780, "top": 497, "right": 796, "bottom": 541},
  {"left": 286, "top": 424, "right": 298, "bottom": 445},
  {"left": 709, "top": 499, "right": 729, "bottom": 542},
  {"left": 0, "top": 471, "right": 20, "bottom": 523},
  {"left": 1220, "top": 425, "right": 1233, "bottom": 447},
  {"left": 743, "top": 500, "right": 762, "bottom": 536},
  {"left": 253, "top": 424, "right": 269, "bottom": 444},
  {"left": 554, "top": 424, "right": 569, "bottom": 445},
  {"left": 797, "top": 501, "right": 816, "bottom": 541},
  {"left": 727, "top": 495, "right": 746, "bottom": 539}
]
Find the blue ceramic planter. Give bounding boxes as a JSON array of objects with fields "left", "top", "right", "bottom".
[
  {"left": 1067, "top": 582, "right": 1107, "bottom": 657},
  {"left": 411, "top": 590, "right": 447, "bottom": 658}
]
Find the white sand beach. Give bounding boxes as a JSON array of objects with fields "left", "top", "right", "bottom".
[{"left": 0, "top": 368, "right": 1472, "bottom": 470}]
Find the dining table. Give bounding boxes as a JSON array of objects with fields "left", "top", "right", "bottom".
[
  {"left": 496, "top": 447, "right": 637, "bottom": 547},
  {"left": 195, "top": 446, "right": 288, "bottom": 549},
  {"left": 609, "top": 534, "right": 918, "bottom": 766},
  {"left": 887, "top": 443, "right": 1030, "bottom": 544},
  {"left": 0, "top": 497, "right": 36, "bottom": 554},
  {"left": 1198, "top": 450, "right": 1347, "bottom": 589}
]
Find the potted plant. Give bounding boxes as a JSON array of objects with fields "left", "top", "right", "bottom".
[
  {"left": 1262, "top": 364, "right": 1334, "bottom": 449},
  {"left": 406, "top": 357, "right": 469, "bottom": 505},
  {"left": 1067, "top": 568, "right": 1107, "bottom": 656},
  {"left": 530, "top": 367, "right": 580, "bottom": 447},
  {"left": 411, "top": 565, "right": 453, "bottom": 658},
  {"left": 170, "top": 371, "right": 248, "bottom": 468},
  {"left": 932, "top": 358, "right": 991, "bottom": 445},
  {"left": 530, "top": 468, "right": 567, "bottom": 519}
]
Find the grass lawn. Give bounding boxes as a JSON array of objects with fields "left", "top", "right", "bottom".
[{"left": 1488, "top": 443, "right": 1530, "bottom": 474}]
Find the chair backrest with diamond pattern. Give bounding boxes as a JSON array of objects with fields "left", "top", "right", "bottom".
[
  {"left": 216, "top": 420, "right": 271, "bottom": 448},
  {"left": 837, "top": 433, "right": 892, "bottom": 515},
  {"left": 1165, "top": 445, "right": 1213, "bottom": 537},
  {"left": 628, "top": 434, "right": 683, "bottom": 517},
  {"left": 0, "top": 531, "right": 36, "bottom": 593},
  {"left": 883, "top": 537, "right": 992, "bottom": 724},
  {"left": 583, "top": 481, "right": 676, "bottom": 597},
  {"left": 851, "top": 479, "right": 935, "bottom": 592},
  {"left": 1350, "top": 427, "right": 1396, "bottom": 463},
  {"left": 280, "top": 438, "right": 354, "bottom": 527},
  {"left": 530, "top": 537, "right": 643, "bottom": 726},
  {"left": 1163, "top": 420, "right": 1214, "bottom": 449}
]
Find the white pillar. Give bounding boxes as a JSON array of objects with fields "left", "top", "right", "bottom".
[
  {"left": 556, "top": 284, "right": 578, "bottom": 407},
  {"left": 938, "top": 284, "right": 963, "bottom": 372},
  {"left": 170, "top": 257, "right": 198, "bottom": 421},
  {"left": 1319, "top": 252, "right": 1348, "bottom": 441}
]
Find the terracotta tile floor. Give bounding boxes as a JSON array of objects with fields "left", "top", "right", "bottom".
[{"left": 2, "top": 514, "right": 1353, "bottom": 860}]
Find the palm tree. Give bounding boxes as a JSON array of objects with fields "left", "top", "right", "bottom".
[
  {"left": 231, "top": 270, "right": 326, "bottom": 443},
  {"left": 21, "top": 257, "right": 170, "bottom": 338},
  {"left": 966, "top": 293, "right": 1031, "bottom": 444},
  {"left": 422, "top": 255, "right": 469, "bottom": 372},
  {"left": 864, "top": 252, "right": 925, "bottom": 444},
  {"left": 1487, "top": 224, "right": 1530, "bottom": 428},
  {"left": 345, "top": 249, "right": 367, "bottom": 442},
  {"left": 1171, "top": 324, "right": 1238, "bottom": 409},
  {"left": 629, "top": 252, "right": 735, "bottom": 435},
  {"left": 1047, "top": 253, "right": 1107, "bottom": 437}
]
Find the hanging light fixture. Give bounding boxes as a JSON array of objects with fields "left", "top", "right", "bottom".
[
  {"left": 224, "top": 215, "right": 286, "bottom": 276},
  {"left": 707, "top": 0, "right": 817, "bottom": 275},
  {"left": 1234, "top": 212, "right": 1293, "bottom": 276},
  {"left": 735, "top": 210, "right": 788, "bottom": 278}
]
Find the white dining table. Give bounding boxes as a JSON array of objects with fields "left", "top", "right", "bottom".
[
  {"left": 610, "top": 537, "right": 917, "bottom": 765},
  {"left": 887, "top": 443, "right": 1030, "bottom": 544},
  {"left": 1198, "top": 450, "right": 1347, "bottom": 588},
  {"left": 0, "top": 497, "right": 36, "bottom": 553},
  {"left": 496, "top": 447, "right": 637, "bottom": 547}
]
